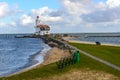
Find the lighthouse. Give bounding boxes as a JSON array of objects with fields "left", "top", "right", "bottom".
[
  {"left": 35, "top": 16, "right": 50, "bottom": 36},
  {"left": 35, "top": 16, "right": 40, "bottom": 35}
]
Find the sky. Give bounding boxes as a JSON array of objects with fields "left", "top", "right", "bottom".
[{"left": 0, "top": 0, "right": 120, "bottom": 34}]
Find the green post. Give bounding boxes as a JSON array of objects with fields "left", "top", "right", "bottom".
[
  {"left": 73, "top": 50, "right": 80, "bottom": 63},
  {"left": 76, "top": 50, "right": 80, "bottom": 62}
]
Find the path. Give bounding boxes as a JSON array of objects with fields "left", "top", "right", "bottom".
[
  {"left": 69, "top": 44, "right": 120, "bottom": 71},
  {"left": 52, "top": 38, "right": 120, "bottom": 71}
]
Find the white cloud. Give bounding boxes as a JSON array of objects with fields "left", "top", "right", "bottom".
[
  {"left": 29, "top": 7, "right": 63, "bottom": 22},
  {"left": 0, "top": 22, "right": 7, "bottom": 27},
  {"left": 30, "top": 7, "right": 51, "bottom": 16},
  {"left": 60, "top": 0, "right": 91, "bottom": 15},
  {"left": 94, "top": 2, "right": 106, "bottom": 10},
  {"left": 10, "top": 22, "right": 16, "bottom": 26},
  {"left": 42, "top": 16, "right": 62, "bottom": 22},
  {"left": 0, "top": 2, "right": 9, "bottom": 18},
  {"left": 19, "top": 14, "right": 34, "bottom": 26},
  {"left": 106, "top": 0, "right": 120, "bottom": 8},
  {"left": 81, "top": 6, "right": 120, "bottom": 23},
  {"left": 0, "top": 2, "right": 21, "bottom": 18},
  {"left": 1, "top": 0, "right": 120, "bottom": 33}
]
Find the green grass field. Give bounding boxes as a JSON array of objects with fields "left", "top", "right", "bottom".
[
  {"left": 0, "top": 43, "right": 120, "bottom": 80},
  {"left": 69, "top": 43, "right": 120, "bottom": 67}
]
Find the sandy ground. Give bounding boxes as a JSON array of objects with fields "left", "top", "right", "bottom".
[
  {"left": 39, "top": 69, "right": 119, "bottom": 80},
  {"left": 37, "top": 47, "right": 71, "bottom": 66},
  {"left": 63, "top": 37, "right": 120, "bottom": 47}
]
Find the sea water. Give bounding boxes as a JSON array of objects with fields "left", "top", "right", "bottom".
[
  {"left": 68, "top": 33, "right": 120, "bottom": 45},
  {"left": 0, "top": 34, "right": 50, "bottom": 76}
]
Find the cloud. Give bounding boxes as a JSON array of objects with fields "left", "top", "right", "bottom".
[
  {"left": 0, "top": 20, "right": 34, "bottom": 34},
  {"left": 19, "top": 14, "right": 34, "bottom": 26},
  {"left": 1, "top": 0, "right": 96, "bottom": 33},
  {"left": 29, "top": 7, "right": 63, "bottom": 22},
  {"left": 30, "top": 7, "right": 51, "bottom": 17},
  {"left": 81, "top": 6, "right": 120, "bottom": 23},
  {"left": 0, "top": 2, "right": 21, "bottom": 18},
  {"left": 94, "top": 2, "right": 106, "bottom": 10},
  {"left": 49, "top": 10, "right": 63, "bottom": 17},
  {"left": 0, "top": 22, "right": 6, "bottom": 27},
  {"left": 60, "top": 0, "right": 91, "bottom": 15},
  {"left": 106, "top": 0, "right": 120, "bottom": 8},
  {"left": 0, "top": 2, "right": 9, "bottom": 18},
  {"left": 1, "top": 0, "right": 120, "bottom": 33},
  {"left": 80, "top": 0, "right": 120, "bottom": 23}
]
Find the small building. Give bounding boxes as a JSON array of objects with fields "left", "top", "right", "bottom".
[{"left": 35, "top": 16, "right": 50, "bottom": 35}]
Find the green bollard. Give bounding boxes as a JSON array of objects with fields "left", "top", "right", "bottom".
[
  {"left": 73, "top": 51, "right": 77, "bottom": 63},
  {"left": 76, "top": 51, "right": 80, "bottom": 62},
  {"left": 73, "top": 50, "right": 80, "bottom": 63}
]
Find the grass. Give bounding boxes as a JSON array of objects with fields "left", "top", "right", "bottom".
[
  {"left": 69, "top": 43, "right": 120, "bottom": 67},
  {"left": 0, "top": 43, "right": 120, "bottom": 80}
]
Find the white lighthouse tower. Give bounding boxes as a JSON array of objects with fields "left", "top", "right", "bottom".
[{"left": 35, "top": 16, "right": 40, "bottom": 35}]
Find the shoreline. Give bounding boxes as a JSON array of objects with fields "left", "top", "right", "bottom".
[
  {"left": 63, "top": 37, "right": 120, "bottom": 47},
  {"left": 3, "top": 47, "right": 70, "bottom": 77},
  {"left": 2, "top": 44, "right": 51, "bottom": 77}
]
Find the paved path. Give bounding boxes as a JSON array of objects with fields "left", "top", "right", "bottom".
[
  {"left": 54, "top": 38, "right": 120, "bottom": 71},
  {"left": 69, "top": 45, "right": 120, "bottom": 71}
]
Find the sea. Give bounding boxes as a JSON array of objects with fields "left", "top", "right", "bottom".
[
  {"left": 0, "top": 34, "right": 51, "bottom": 77},
  {"left": 68, "top": 33, "right": 120, "bottom": 45}
]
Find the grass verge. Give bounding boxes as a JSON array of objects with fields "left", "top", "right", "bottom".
[{"left": 69, "top": 42, "right": 120, "bottom": 67}]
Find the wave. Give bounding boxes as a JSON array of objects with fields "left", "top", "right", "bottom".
[
  {"left": 0, "top": 48, "right": 15, "bottom": 51},
  {"left": 0, "top": 43, "right": 51, "bottom": 77}
]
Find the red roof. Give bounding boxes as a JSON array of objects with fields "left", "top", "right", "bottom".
[
  {"left": 37, "top": 24, "right": 50, "bottom": 31},
  {"left": 37, "top": 24, "right": 47, "bottom": 28}
]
